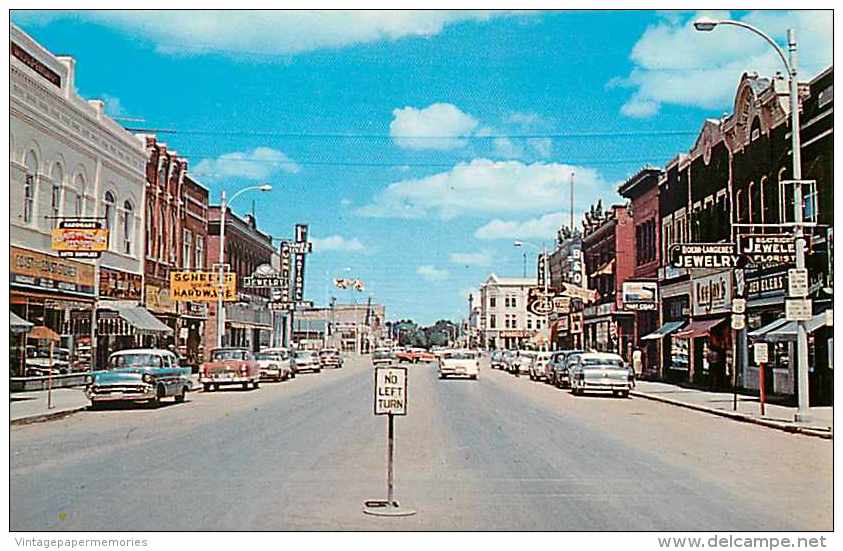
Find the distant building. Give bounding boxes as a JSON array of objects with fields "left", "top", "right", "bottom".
[
  {"left": 295, "top": 303, "right": 386, "bottom": 352},
  {"left": 478, "top": 274, "right": 541, "bottom": 350}
]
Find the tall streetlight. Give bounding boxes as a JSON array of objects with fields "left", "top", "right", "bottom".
[
  {"left": 216, "top": 184, "right": 272, "bottom": 349},
  {"left": 514, "top": 240, "right": 550, "bottom": 351},
  {"left": 694, "top": 17, "right": 810, "bottom": 421}
]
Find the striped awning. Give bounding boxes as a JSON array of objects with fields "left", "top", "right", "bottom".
[{"left": 97, "top": 301, "right": 173, "bottom": 335}]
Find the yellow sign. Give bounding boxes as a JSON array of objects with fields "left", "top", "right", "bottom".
[
  {"left": 170, "top": 271, "right": 236, "bottom": 302},
  {"left": 51, "top": 228, "right": 108, "bottom": 253}
]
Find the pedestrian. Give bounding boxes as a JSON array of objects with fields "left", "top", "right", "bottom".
[
  {"left": 706, "top": 342, "right": 725, "bottom": 390},
  {"left": 631, "top": 348, "right": 642, "bottom": 388}
]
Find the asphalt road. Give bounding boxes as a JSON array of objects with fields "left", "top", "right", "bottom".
[{"left": 10, "top": 354, "right": 832, "bottom": 531}]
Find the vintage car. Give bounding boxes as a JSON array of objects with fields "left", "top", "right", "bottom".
[
  {"left": 507, "top": 351, "right": 533, "bottom": 375},
  {"left": 200, "top": 348, "right": 261, "bottom": 391},
  {"left": 438, "top": 349, "right": 480, "bottom": 380},
  {"left": 255, "top": 349, "right": 292, "bottom": 382},
  {"left": 528, "top": 352, "right": 554, "bottom": 382},
  {"left": 569, "top": 352, "right": 631, "bottom": 398},
  {"left": 86, "top": 349, "right": 191, "bottom": 408},
  {"left": 319, "top": 348, "right": 343, "bottom": 369},
  {"left": 490, "top": 350, "right": 507, "bottom": 370},
  {"left": 372, "top": 347, "right": 395, "bottom": 366},
  {"left": 292, "top": 349, "right": 322, "bottom": 373},
  {"left": 549, "top": 350, "right": 584, "bottom": 388},
  {"left": 395, "top": 348, "right": 435, "bottom": 363}
]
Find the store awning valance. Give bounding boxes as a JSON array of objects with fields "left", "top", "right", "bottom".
[
  {"left": 10, "top": 312, "right": 33, "bottom": 334},
  {"left": 673, "top": 317, "right": 726, "bottom": 339},
  {"left": 749, "top": 314, "right": 828, "bottom": 343},
  {"left": 98, "top": 301, "right": 173, "bottom": 335},
  {"left": 640, "top": 320, "right": 685, "bottom": 341}
]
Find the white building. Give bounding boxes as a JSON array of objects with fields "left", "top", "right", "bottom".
[
  {"left": 10, "top": 24, "right": 154, "bottom": 370},
  {"left": 478, "top": 274, "right": 545, "bottom": 350}
]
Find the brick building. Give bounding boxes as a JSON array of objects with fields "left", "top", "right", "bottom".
[
  {"left": 205, "top": 207, "right": 275, "bottom": 351},
  {"left": 178, "top": 173, "right": 210, "bottom": 364},
  {"left": 581, "top": 203, "right": 635, "bottom": 359}
]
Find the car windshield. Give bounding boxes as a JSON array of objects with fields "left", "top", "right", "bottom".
[
  {"left": 443, "top": 352, "right": 477, "bottom": 360},
  {"left": 211, "top": 349, "right": 248, "bottom": 361},
  {"left": 581, "top": 358, "right": 625, "bottom": 368},
  {"left": 110, "top": 354, "right": 163, "bottom": 369}
]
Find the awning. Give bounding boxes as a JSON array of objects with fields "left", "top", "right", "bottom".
[
  {"left": 750, "top": 314, "right": 828, "bottom": 343},
  {"left": 10, "top": 312, "right": 33, "bottom": 334},
  {"left": 673, "top": 317, "right": 726, "bottom": 339},
  {"left": 640, "top": 320, "right": 686, "bottom": 341},
  {"left": 97, "top": 301, "right": 173, "bottom": 335}
]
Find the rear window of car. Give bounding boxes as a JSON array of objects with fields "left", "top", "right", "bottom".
[
  {"left": 581, "top": 358, "right": 625, "bottom": 368},
  {"left": 443, "top": 352, "right": 477, "bottom": 360},
  {"left": 212, "top": 349, "right": 248, "bottom": 361}
]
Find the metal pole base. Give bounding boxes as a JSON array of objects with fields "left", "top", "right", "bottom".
[
  {"left": 362, "top": 499, "right": 417, "bottom": 517},
  {"left": 794, "top": 412, "right": 812, "bottom": 423}
]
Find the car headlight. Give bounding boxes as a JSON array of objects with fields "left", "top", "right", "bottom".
[{"left": 142, "top": 373, "right": 154, "bottom": 384}]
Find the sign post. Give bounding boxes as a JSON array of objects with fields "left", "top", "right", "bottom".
[
  {"left": 364, "top": 367, "right": 415, "bottom": 517},
  {"left": 754, "top": 343, "right": 769, "bottom": 416}
]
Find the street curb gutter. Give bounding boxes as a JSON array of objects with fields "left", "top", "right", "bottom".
[
  {"left": 630, "top": 390, "right": 833, "bottom": 440},
  {"left": 12, "top": 386, "right": 205, "bottom": 426},
  {"left": 11, "top": 406, "right": 89, "bottom": 426}
]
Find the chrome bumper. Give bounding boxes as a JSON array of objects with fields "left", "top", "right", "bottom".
[
  {"left": 200, "top": 375, "right": 253, "bottom": 384},
  {"left": 87, "top": 385, "right": 155, "bottom": 402}
]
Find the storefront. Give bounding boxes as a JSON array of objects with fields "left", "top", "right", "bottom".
[
  {"left": 10, "top": 246, "right": 96, "bottom": 374},
  {"left": 225, "top": 301, "right": 273, "bottom": 353},
  {"left": 583, "top": 302, "right": 634, "bottom": 359},
  {"left": 145, "top": 283, "right": 179, "bottom": 347},
  {"left": 180, "top": 302, "right": 208, "bottom": 367}
]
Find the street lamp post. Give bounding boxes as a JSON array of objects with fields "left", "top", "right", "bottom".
[
  {"left": 216, "top": 184, "right": 272, "bottom": 349},
  {"left": 695, "top": 18, "right": 810, "bottom": 421},
  {"left": 514, "top": 240, "right": 550, "bottom": 351}
]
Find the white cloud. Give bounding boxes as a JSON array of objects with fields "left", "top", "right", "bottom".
[
  {"left": 474, "top": 212, "right": 566, "bottom": 240},
  {"left": 357, "top": 159, "right": 612, "bottom": 220},
  {"left": 417, "top": 265, "right": 450, "bottom": 281},
  {"left": 311, "top": 235, "right": 365, "bottom": 253},
  {"left": 192, "top": 147, "right": 299, "bottom": 182},
  {"left": 505, "top": 111, "right": 545, "bottom": 128},
  {"left": 615, "top": 10, "right": 832, "bottom": 117},
  {"left": 449, "top": 251, "right": 493, "bottom": 267},
  {"left": 390, "top": 103, "right": 479, "bottom": 150},
  {"left": 14, "top": 10, "right": 509, "bottom": 56}
]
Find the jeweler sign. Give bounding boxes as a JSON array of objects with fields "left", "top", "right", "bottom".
[
  {"left": 51, "top": 220, "right": 108, "bottom": 258},
  {"left": 170, "top": 271, "right": 236, "bottom": 301},
  {"left": 374, "top": 367, "right": 407, "bottom": 416},
  {"left": 670, "top": 243, "right": 741, "bottom": 269},
  {"left": 739, "top": 235, "right": 796, "bottom": 265}
]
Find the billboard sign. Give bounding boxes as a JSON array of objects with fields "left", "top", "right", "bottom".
[
  {"left": 622, "top": 281, "right": 658, "bottom": 311},
  {"left": 739, "top": 234, "right": 796, "bottom": 266},
  {"left": 669, "top": 243, "right": 741, "bottom": 269}
]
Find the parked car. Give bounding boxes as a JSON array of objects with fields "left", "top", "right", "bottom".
[
  {"left": 87, "top": 349, "right": 191, "bottom": 408},
  {"left": 255, "top": 349, "right": 292, "bottom": 382},
  {"left": 200, "top": 348, "right": 261, "bottom": 391},
  {"left": 372, "top": 347, "right": 395, "bottom": 366},
  {"left": 528, "top": 352, "right": 554, "bottom": 382},
  {"left": 292, "top": 349, "right": 322, "bottom": 373},
  {"left": 438, "top": 349, "right": 480, "bottom": 380},
  {"left": 262, "top": 347, "right": 296, "bottom": 378},
  {"left": 549, "top": 350, "right": 584, "bottom": 388},
  {"left": 569, "top": 352, "right": 631, "bottom": 398},
  {"left": 490, "top": 351, "right": 509, "bottom": 370},
  {"left": 319, "top": 348, "right": 343, "bottom": 369}
]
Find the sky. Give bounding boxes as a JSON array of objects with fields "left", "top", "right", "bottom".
[{"left": 12, "top": 9, "right": 833, "bottom": 325}]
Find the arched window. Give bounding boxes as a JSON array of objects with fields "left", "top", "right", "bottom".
[
  {"left": 123, "top": 200, "right": 134, "bottom": 255},
  {"left": 747, "top": 183, "right": 755, "bottom": 223},
  {"left": 104, "top": 191, "right": 116, "bottom": 247},
  {"left": 158, "top": 158, "right": 167, "bottom": 187},
  {"left": 74, "top": 174, "right": 85, "bottom": 217},
  {"left": 146, "top": 202, "right": 154, "bottom": 257},
  {"left": 170, "top": 209, "right": 177, "bottom": 264},
  {"left": 50, "top": 162, "right": 63, "bottom": 228},
  {"left": 158, "top": 204, "right": 166, "bottom": 260},
  {"left": 760, "top": 176, "right": 768, "bottom": 224},
  {"left": 736, "top": 190, "right": 744, "bottom": 223},
  {"left": 23, "top": 150, "right": 37, "bottom": 224}
]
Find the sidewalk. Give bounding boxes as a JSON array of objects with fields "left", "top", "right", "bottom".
[
  {"left": 632, "top": 380, "right": 833, "bottom": 439},
  {"left": 10, "top": 374, "right": 203, "bottom": 425}
]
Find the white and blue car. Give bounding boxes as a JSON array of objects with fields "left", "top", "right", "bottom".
[{"left": 86, "top": 349, "right": 192, "bottom": 408}]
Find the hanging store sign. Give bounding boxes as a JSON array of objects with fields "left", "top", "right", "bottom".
[
  {"left": 670, "top": 243, "right": 741, "bottom": 269},
  {"left": 99, "top": 267, "right": 142, "bottom": 301},
  {"left": 145, "top": 284, "right": 177, "bottom": 314},
  {"left": 622, "top": 281, "right": 658, "bottom": 311},
  {"left": 10, "top": 246, "right": 95, "bottom": 297},
  {"left": 526, "top": 287, "right": 552, "bottom": 316},
  {"left": 292, "top": 224, "right": 311, "bottom": 303},
  {"left": 739, "top": 234, "right": 796, "bottom": 266},
  {"left": 552, "top": 296, "right": 571, "bottom": 314},
  {"left": 170, "top": 271, "right": 236, "bottom": 301},
  {"left": 559, "top": 283, "right": 599, "bottom": 302},
  {"left": 692, "top": 271, "right": 733, "bottom": 316},
  {"left": 51, "top": 220, "right": 108, "bottom": 258},
  {"left": 537, "top": 252, "right": 547, "bottom": 289},
  {"left": 785, "top": 298, "right": 812, "bottom": 321}
]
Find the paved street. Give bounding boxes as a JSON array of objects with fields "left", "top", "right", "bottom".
[{"left": 11, "top": 354, "right": 832, "bottom": 531}]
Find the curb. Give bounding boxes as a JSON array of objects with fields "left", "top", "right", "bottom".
[
  {"left": 631, "top": 390, "right": 833, "bottom": 440},
  {"left": 11, "top": 406, "right": 89, "bottom": 426}
]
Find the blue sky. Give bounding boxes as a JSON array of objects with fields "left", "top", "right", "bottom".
[{"left": 12, "top": 10, "right": 832, "bottom": 324}]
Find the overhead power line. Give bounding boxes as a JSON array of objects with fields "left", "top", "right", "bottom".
[{"left": 126, "top": 127, "right": 697, "bottom": 140}]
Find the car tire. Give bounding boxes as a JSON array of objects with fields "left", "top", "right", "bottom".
[
  {"left": 470, "top": 375, "right": 477, "bottom": 380},
  {"left": 175, "top": 387, "right": 187, "bottom": 403},
  {"left": 242, "top": 382, "right": 249, "bottom": 390},
  {"left": 254, "top": 380, "right": 260, "bottom": 389},
  {"left": 213, "top": 384, "right": 220, "bottom": 391},
  {"left": 88, "top": 401, "right": 102, "bottom": 411},
  {"left": 620, "top": 390, "right": 629, "bottom": 399},
  {"left": 203, "top": 384, "right": 211, "bottom": 392},
  {"left": 439, "top": 374, "right": 445, "bottom": 379}
]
